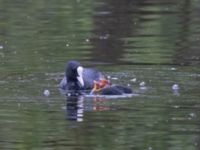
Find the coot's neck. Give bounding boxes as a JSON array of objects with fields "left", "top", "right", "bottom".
[{"left": 66, "top": 75, "right": 77, "bottom": 82}]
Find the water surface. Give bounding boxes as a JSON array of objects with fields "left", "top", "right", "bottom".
[{"left": 0, "top": 0, "right": 200, "bottom": 150}]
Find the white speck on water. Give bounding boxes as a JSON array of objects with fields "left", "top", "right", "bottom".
[
  {"left": 127, "top": 84, "right": 131, "bottom": 87},
  {"left": 172, "top": 84, "right": 179, "bottom": 90},
  {"left": 189, "top": 112, "right": 196, "bottom": 118},
  {"left": 111, "top": 77, "right": 118, "bottom": 80},
  {"left": 171, "top": 67, "right": 176, "bottom": 71},
  {"left": 43, "top": 89, "right": 50, "bottom": 97},
  {"left": 130, "top": 78, "right": 137, "bottom": 82},
  {"left": 67, "top": 93, "right": 71, "bottom": 96},
  {"left": 107, "top": 76, "right": 111, "bottom": 79},
  {"left": 85, "top": 38, "right": 90, "bottom": 42},
  {"left": 139, "top": 81, "right": 145, "bottom": 86},
  {"left": 66, "top": 43, "right": 69, "bottom": 47},
  {"left": 0, "top": 45, "right": 3, "bottom": 49},
  {"left": 148, "top": 146, "right": 153, "bottom": 150},
  {"left": 173, "top": 105, "right": 180, "bottom": 109}
]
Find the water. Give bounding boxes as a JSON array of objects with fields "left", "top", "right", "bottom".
[{"left": 0, "top": 0, "right": 200, "bottom": 149}]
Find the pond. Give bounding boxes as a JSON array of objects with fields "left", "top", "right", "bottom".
[{"left": 0, "top": 0, "right": 200, "bottom": 150}]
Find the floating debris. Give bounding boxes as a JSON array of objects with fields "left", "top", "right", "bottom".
[
  {"left": 171, "top": 67, "right": 177, "bottom": 71},
  {"left": 172, "top": 84, "right": 179, "bottom": 90},
  {"left": 139, "top": 81, "right": 145, "bottom": 86},
  {"left": 111, "top": 77, "right": 118, "bottom": 80},
  {"left": 43, "top": 89, "right": 50, "bottom": 97},
  {"left": 130, "top": 78, "right": 137, "bottom": 82},
  {"left": 172, "top": 84, "right": 180, "bottom": 96},
  {"left": 66, "top": 43, "right": 69, "bottom": 47},
  {"left": 107, "top": 75, "right": 111, "bottom": 79},
  {"left": 85, "top": 38, "right": 90, "bottom": 42},
  {"left": 189, "top": 112, "right": 196, "bottom": 118}
]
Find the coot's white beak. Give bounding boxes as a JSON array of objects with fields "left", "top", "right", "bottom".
[{"left": 77, "top": 66, "right": 84, "bottom": 87}]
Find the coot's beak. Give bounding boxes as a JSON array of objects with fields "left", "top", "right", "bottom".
[
  {"left": 77, "top": 66, "right": 84, "bottom": 87},
  {"left": 90, "top": 81, "right": 100, "bottom": 95}
]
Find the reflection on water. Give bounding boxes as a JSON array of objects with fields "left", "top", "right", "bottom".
[
  {"left": 0, "top": 0, "right": 200, "bottom": 149},
  {"left": 66, "top": 96, "right": 113, "bottom": 123},
  {"left": 66, "top": 96, "right": 84, "bottom": 122},
  {"left": 0, "top": 67, "right": 200, "bottom": 149}
]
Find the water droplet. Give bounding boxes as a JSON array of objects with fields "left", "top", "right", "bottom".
[
  {"left": 130, "top": 78, "right": 137, "bottom": 82},
  {"left": 189, "top": 112, "right": 196, "bottom": 118},
  {"left": 139, "top": 81, "right": 145, "bottom": 86},
  {"left": 172, "top": 84, "right": 179, "bottom": 90},
  {"left": 66, "top": 43, "right": 69, "bottom": 47},
  {"left": 111, "top": 77, "right": 118, "bottom": 80},
  {"left": 107, "top": 76, "right": 111, "bottom": 79},
  {"left": 85, "top": 38, "right": 90, "bottom": 42},
  {"left": 171, "top": 67, "right": 176, "bottom": 70},
  {"left": 43, "top": 89, "right": 50, "bottom": 97}
]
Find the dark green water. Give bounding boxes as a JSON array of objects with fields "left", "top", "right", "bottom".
[{"left": 0, "top": 0, "right": 200, "bottom": 150}]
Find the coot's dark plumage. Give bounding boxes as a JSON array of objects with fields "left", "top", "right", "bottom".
[{"left": 59, "top": 61, "right": 104, "bottom": 91}]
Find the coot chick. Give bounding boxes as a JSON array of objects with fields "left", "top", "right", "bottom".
[
  {"left": 90, "top": 79, "right": 133, "bottom": 95},
  {"left": 59, "top": 60, "right": 105, "bottom": 92}
]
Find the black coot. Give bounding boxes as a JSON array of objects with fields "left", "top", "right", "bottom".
[{"left": 59, "top": 61, "right": 104, "bottom": 92}]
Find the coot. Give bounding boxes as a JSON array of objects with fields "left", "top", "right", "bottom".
[{"left": 59, "top": 61, "right": 104, "bottom": 92}]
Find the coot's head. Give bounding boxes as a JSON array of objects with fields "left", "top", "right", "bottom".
[
  {"left": 65, "top": 61, "right": 84, "bottom": 87},
  {"left": 90, "top": 79, "right": 111, "bottom": 95}
]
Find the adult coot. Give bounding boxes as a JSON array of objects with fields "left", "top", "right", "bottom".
[{"left": 59, "top": 61, "right": 104, "bottom": 92}]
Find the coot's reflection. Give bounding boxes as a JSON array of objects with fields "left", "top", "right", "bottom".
[
  {"left": 66, "top": 96, "right": 84, "bottom": 122},
  {"left": 66, "top": 96, "right": 111, "bottom": 122}
]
